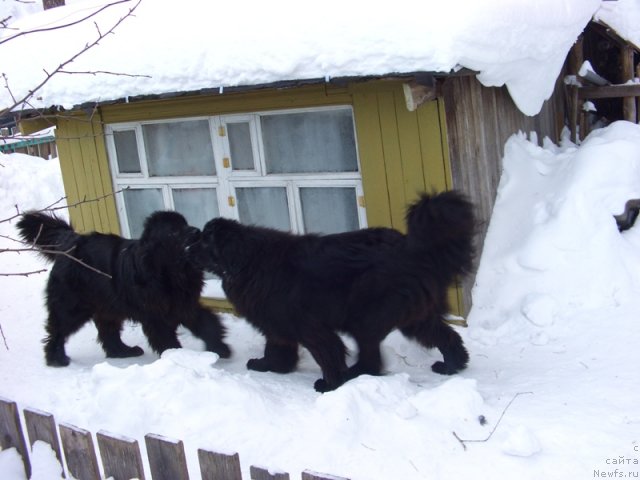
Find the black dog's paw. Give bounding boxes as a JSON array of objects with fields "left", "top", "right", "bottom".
[
  {"left": 431, "top": 361, "right": 460, "bottom": 375},
  {"left": 107, "top": 345, "right": 145, "bottom": 358},
  {"left": 46, "top": 355, "right": 71, "bottom": 367},
  {"left": 247, "top": 357, "right": 270, "bottom": 372},
  {"left": 212, "top": 342, "right": 231, "bottom": 359},
  {"left": 314, "top": 378, "right": 331, "bottom": 393}
]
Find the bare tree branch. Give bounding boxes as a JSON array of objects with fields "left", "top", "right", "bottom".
[
  {"left": 0, "top": 0, "right": 134, "bottom": 46},
  {"left": 0, "top": 0, "right": 143, "bottom": 117}
]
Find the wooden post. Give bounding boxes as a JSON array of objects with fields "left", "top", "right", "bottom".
[
  {"left": 622, "top": 45, "right": 636, "bottom": 122},
  {"left": 301, "top": 471, "right": 351, "bottom": 480},
  {"left": 568, "top": 38, "right": 583, "bottom": 142},
  {"left": 569, "top": 85, "right": 580, "bottom": 143},
  {"left": 59, "top": 423, "right": 101, "bottom": 480},
  {"left": 23, "top": 407, "right": 64, "bottom": 476},
  {"left": 250, "top": 465, "right": 290, "bottom": 480},
  {"left": 0, "top": 397, "right": 30, "bottom": 478},
  {"left": 96, "top": 430, "right": 146, "bottom": 480},
  {"left": 145, "top": 433, "right": 190, "bottom": 480},
  {"left": 198, "top": 449, "right": 243, "bottom": 480}
]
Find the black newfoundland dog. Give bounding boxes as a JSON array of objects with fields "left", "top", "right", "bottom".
[
  {"left": 192, "top": 190, "right": 475, "bottom": 392},
  {"left": 17, "top": 210, "right": 231, "bottom": 366}
]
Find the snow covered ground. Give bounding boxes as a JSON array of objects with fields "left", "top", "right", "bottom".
[{"left": 1, "top": 121, "right": 639, "bottom": 479}]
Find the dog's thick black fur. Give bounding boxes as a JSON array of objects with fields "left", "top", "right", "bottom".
[
  {"left": 17, "top": 210, "right": 231, "bottom": 366},
  {"left": 192, "top": 190, "right": 475, "bottom": 392}
]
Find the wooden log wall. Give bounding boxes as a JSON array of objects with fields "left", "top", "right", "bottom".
[{"left": 441, "top": 75, "right": 565, "bottom": 312}]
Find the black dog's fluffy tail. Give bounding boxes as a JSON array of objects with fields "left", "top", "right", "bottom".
[
  {"left": 405, "top": 190, "right": 476, "bottom": 278},
  {"left": 16, "top": 212, "right": 77, "bottom": 262}
]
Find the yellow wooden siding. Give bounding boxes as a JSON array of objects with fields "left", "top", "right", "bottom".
[
  {"left": 56, "top": 114, "right": 119, "bottom": 233},
  {"left": 54, "top": 80, "right": 461, "bottom": 313}
]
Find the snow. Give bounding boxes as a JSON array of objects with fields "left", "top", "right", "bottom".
[
  {"left": 0, "top": 0, "right": 601, "bottom": 116},
  {"left": 595, "top": 0, "right": 640, "bottom": 48},
  {"left": 1, "top": 121, "right": 640, "bottom": 479}
]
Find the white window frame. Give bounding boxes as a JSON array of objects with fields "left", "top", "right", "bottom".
[{"left": 105, "top": 106, "right": 366, "bottom": 238}]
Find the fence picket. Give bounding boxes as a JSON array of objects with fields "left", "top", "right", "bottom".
[
  {"left": 0, "top": 397, "right": 31, "bottom": 478},
  {"left": 250, "top": 465, "right": 290, "bottom": 480},
  {"left": 97, "top": 430, "right": 146, "bottom": 480},
  {"left": 23, "top": 407, "right": 64, "bottom": 477},
  {"left": 198, "top": 449, "right": 243, "bottom": 480},
  {"left": 302, "top": 470, "right": 351, "bottom": 480},
  {"left": 59, "top": 423, "right": 101, "bottom": 480},
  {"left": 0, "top": 398, "right": 353, "bottom": 480},
  {"left": 145, "top": 433, "right": 190, "bottom": 480}
]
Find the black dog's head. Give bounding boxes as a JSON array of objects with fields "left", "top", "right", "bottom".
[
  {"left": 189, "top": 217, "right": 248, "bottom": 278},
  {"left": 139, "top": 211, "right": 201, "bottom": 257}
]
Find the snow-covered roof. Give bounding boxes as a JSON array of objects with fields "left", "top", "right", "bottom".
[{"left": 0, "top": 0, "right": 605, "bottom": 116}]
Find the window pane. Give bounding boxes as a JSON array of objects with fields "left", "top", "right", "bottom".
[
  {"left": 227, "top": 122, "right": 254, "bottom": 170},
  {"left": 236, "top": 187, "right": 290, "bottom": 231},
  {"left": 261, "top": 110, "right": 358, "bottom": 174},
  {"left": 122, "top": 188, "right": 165, "bottom": 238},
  {"left": 143, "top": 120, "right": 216, "bottom": 176},
  {"left": 300, "top": 187, "right": 359, "bottom": 234},
  {"left": 173, "top": 188, "right": 219, "bottom": 229},
  {"left": 113, "top": 130, "right": 141, "bottom": 173}
]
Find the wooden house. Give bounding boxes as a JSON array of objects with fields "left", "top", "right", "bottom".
[
  {"left": 19, "top": 73, "right": 564, "bottom": 315},
  {"left": 13, "top": 6, "right": 638, "bottom": 317}
]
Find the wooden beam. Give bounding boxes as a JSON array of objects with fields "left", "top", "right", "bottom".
[
  {"left": 403, "top": 75, "right": 438, "bottom": 111},
  {"left": 621, "top": 45, "right": 636, "bottom": 122},
  {"left": 579, "top": 84, "right": 640, "bottom": 100}
]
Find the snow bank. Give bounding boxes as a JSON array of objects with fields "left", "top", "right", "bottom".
[
  {"left": 469, "top": 121, "right": 640, "bottom": 344},
  {"left": 0, "top": 0, "right": 599, "bottom": 116}
]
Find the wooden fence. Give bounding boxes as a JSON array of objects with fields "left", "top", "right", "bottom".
[{"left": 0, "top": 397, "right": 348, "bottom": 480}]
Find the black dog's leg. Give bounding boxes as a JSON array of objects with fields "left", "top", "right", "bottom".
[
  {"left": 43, "top": 303, "right": 90, "bottom": 367},
  {"left": 346, "top": 337, "right": 383, "bottom": 381},
  {"left": 138, "top": 316, "right": 181, "bottom": 354},
  {"left": 180, "top": 307, "right": 231, "bottom": 359},
  {"left": 401, "top": 317, "right": 469, "bottom": 375},
  {"left": 301, "top": 329, "right": 348, "bottom": 393},
  {"left": 247, "top": 337, "right": 299, "bottom": 373},
  {"left": 94, "top": 314, "right": 144, "bottom": 358}
]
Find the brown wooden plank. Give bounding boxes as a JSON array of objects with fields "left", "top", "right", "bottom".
[
  {"left": 97, "top": 430, "right": 146, "bottom": 480},
  {"left": 250, "top": 465, "right": 290, "bottom": 480},
  {"left": 579, "top": 83, "right": 640, "bottom": 100},
  {"left": 302, "top": 471, "right": 350, "bottom": 480},
  {"left": 145, "top": 433, "right": 190, "bottom": 480},
  {"left": 198, "top": 449, "right": 243, "bottom": 480},
  {"left": 23, "top": 407, "right": 64, "bottom": 472},
  {"left": 0, "top": 397, "right": 30, "bottom": 478},
  {"left": 59, "top": 423, "right": 101, "bottom": 480}
]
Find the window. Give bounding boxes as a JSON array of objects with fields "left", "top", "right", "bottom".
[{"left": 105, "top": 106, "right": 366, "bottom": 239}]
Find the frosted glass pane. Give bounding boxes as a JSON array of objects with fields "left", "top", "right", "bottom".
[
  {"left": 113, "top": 130, "right": 141, "bottom": 173},
  {"left": 173, "top": 188, "right": 219, "bottom": 229},
  {"left": 143, "top": 120, "right": 215, "bottom": 176},
  {"left": 236, "top": 187, "right": 290, "bottom": 231},
  {"left": 261, "top": 110, "right": 358, "bottom": 174},
  {"left": 300, "top": 187, "right": 359, "bottom": 234},
  {"left": 227, "top": 122, "right": 254, "bottom": 170},
  {"left": 122, "top": 188, "right": 164, "bottom": 238}
]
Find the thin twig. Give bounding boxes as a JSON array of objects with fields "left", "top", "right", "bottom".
[
  {"left": 453, "top": 392, "right": 533, "bottom": 451},
  {"left": 59, "top": 70, "right": 151, "bottom": 78}
]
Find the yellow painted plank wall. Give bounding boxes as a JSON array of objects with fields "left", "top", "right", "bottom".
[
  {"left": 350, "top": 82, "right": 452, "bottom": 231},
  {"left": 56, "top": 113, "right": 119, "bottom": 233}
]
